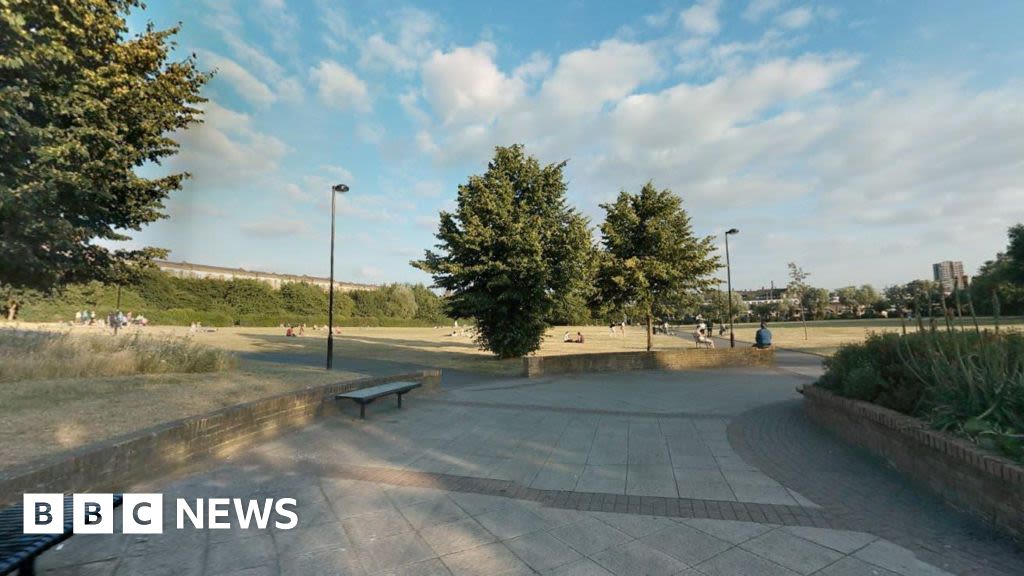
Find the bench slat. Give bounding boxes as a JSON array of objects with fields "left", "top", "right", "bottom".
[{"left": 337, "top": 381, "right": 420, "bottom": 401}]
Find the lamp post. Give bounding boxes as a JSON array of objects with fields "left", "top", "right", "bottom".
[
  {"left": 725, "top": 228, "right": 739, "bottom": 348},
  {"left": 326, "top": 183, "right": 349, "bottom": 370}
]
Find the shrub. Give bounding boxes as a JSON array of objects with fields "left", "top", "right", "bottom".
[{"left": 819, "top": 329, "right": 1024, "bottom": 461}]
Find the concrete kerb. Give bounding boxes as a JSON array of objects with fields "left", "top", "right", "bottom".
[
  {"left": 0, "top": 369, "right": 441, "bottom": 505},
  {"left": 802, "top": 384, "right": 1024, "bottom": 542},
  {"left": 522, "top": 348, "right": 774, "bottom": 378}
]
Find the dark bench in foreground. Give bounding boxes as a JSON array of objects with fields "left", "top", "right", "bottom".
[
  {"left": 337, "top": 381, "right": 422, "bottom": 419},
  {"left": 1, "top": 494, "right": 122, "bottom": 576}
]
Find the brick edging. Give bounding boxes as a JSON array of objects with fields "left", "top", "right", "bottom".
[
  {"left": 802, "top": 384, "right": 1024, "bottom": 540},
  {"left": 0, "top": 370, "right": 441, "bottom": 505},
  {"left": 522, "top": 348, "right": 774, "bottom": 377}
]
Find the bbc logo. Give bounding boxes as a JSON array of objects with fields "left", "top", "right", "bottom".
[
  {"left": 24, "top": 493, "right": 298, "bottom": 534},
  {"left": 24, "top": 494, "right": 161, "bottom": 535}
]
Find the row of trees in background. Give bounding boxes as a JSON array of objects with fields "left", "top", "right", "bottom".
[{"left": 9, "top": 269, "right": 448, "bottom": 327}]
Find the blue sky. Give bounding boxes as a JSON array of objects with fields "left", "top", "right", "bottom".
[{"left": 123, "top": 0, "right": 1024, "bottom": 291}]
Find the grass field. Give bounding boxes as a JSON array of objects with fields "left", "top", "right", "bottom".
[
  {"left": 729, "top": 316, "right": 1024, "bottom": 356},
  {"left": 2, "top": 316, "right": 1021, "bottom": 470}
]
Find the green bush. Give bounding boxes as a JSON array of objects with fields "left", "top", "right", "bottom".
[{"left": 819, "top": 330, "right": 1024, "bottom": 461}]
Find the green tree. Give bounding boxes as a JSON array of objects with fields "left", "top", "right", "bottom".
[
  {"left": 970, "top": 224, "right": 1024, "bottom": 315},
  {"left": 595, "top": 182, "right": 719, "bottom": 351},
  {"left": 704, "top": 289, "right": 748, "bottom": 325},
  {"left": 410, "top": 284, "right": 447, "bottom": 324},
  {"left": 802, "top": 287, "right": 831, "bottom": 320},
  {"left": 0, "top": 0, "right": 209, "bottom": 292},
  {"left": 381, "top": 284, "right": 418, "bottom": 319},
  {"left": 280, "top": 282, "right": 328, "bottom": 316},
  {"left": 786, "top": 263, "right": 811, "bottom": 338},
  {"left": 224, "top": 279, "right": 281, "bottom": 317},
  {"left": 414, "top": 145, "right": 592, "bottom": 358}
]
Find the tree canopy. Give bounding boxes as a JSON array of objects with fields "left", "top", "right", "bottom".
[
  {"left": 971, "top": 224, "right": 1024, "bottom": 315},
  {"left": 414, "top": 145, "right": 593, "bottom": 358},
  {"left": 0, "top": 0, "right": 209, "bottom": 293},
  {"left": 595, "top": 182, "right": 719, "bottom": 350}
]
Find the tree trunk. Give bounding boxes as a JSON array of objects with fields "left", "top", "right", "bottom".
[
  {"left": 646, "top": 314, "right": 653, "bottom": 352},
  {"left": 6, "top": 301, "right": 15, "bottom": 321}
]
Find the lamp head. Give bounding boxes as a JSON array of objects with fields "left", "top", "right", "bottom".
[
  {"left": 332, "top": 184, "right": 350, "bottom": 193},
  {"left": 726, "top": 228, "right": 739, "bottom": 235}
]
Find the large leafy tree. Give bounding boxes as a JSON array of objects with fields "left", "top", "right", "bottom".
[
  {"left": 596, "top": 182, "right": 719, "bottom": 351},
  {"left": 414, "top": 145, "right": 592, "bottom": 358},
  {"left": 0, "top": 0, "right": 209, "bottom": 296},
  {"left": 703, "top": 289, "right": 748, "bottom": 324},
  {"left": 970, "top": 224, "right": 1024, "bottom": 315}
]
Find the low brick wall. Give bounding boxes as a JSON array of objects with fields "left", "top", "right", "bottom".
[
  {"left": 522, "top": 347, "right": 774, "bottom": 378},
  {"left": 0, "top": 370, "right": 440, "bottom": 505},
  {"left": 803, "top": 385, "right": 1024, "bottom": 541}
]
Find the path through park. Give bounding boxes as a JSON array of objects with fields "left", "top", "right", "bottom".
[{"left": 38, "top": 348, "right": 1024, "bottom": 575}]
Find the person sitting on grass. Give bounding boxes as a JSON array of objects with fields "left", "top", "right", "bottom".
[
  {"left": 575, "top": 331, "right": 585, "bottom": 344},
  {"left": 754, "top": 321, "right": 773, "bottom": 349},
  {"left": 563, "top": 331, "right": 573, "bottom": 342},
  {"left": 286, "top": 326, "right": 295, "bottom": 337}
]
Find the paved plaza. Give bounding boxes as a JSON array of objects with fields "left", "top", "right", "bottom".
[{"left": 36, "top": 356, "right": 1024, "bottom": 576}]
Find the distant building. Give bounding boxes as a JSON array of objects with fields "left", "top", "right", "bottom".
[
  {"left": 932, "top": 261, "right": 969, "bottom": 295},
  {"left": 155, "top": 260, "right": 378, "bottom": 292}
]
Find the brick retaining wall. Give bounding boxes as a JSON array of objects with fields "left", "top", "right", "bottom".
[
  {"left": 0, "top": 370, "right": 440, "bottom": 505},
  {"left": 802, "top": 385, "right": 1024, "bottom": 541},
  {"left": 522, "top": 347, "right": 774, "bottom": 378}
]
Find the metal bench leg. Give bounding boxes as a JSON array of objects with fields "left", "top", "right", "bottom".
[
  {"left": 359, "top": 401, "right": 366, "bottom": 419},
  {"left": 20, "top": 558, "right": 36, "bottom": 576},
  {"left": 397, "top": 392, "right": 404, "bottom": 409}
]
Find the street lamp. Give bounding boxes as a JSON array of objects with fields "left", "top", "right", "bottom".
[
  {"left": 725, "top": 228, "right": 739, "bottom": 348},
  {"left": 327, "top": 183, "right": 349, "bottom": 370}
]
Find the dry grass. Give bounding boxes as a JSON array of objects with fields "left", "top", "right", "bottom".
[{"left": 0, "top": 328, "right": 235, "bottom": 382}]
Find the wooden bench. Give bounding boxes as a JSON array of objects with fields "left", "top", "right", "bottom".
[
  {"left": 337, "top": 381, "right": 422, "bottom": 419},
  {"left": 1, "top": 494, "right": 122, "bottom": 576}
]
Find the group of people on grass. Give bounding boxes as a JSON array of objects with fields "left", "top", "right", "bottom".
[
  {"left": 562, "top": 331, "right": 585, "bottom": 344},
  {"left": 694, "top": 320, "right": 773, "bottom": 349}
]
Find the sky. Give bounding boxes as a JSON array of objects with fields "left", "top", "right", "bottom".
[{"left": 122, "top": 0, "right": 1024, "bottom": 291}]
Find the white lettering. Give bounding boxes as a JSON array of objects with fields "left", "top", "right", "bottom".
[
  {"left": 176, "top": 498, "right": 204, "bottom": 529},
  {"left": 233, "top": 498, "right": 273, "bottom": 529},
  {"left": 274, "top": 498, "right": 298, "bottom": 530},
  {"left": 208, "top": 498, "right": 231, "bottom": 529}
]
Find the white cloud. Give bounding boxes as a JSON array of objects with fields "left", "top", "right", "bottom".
[
  {"left": 421, "top": 43, "right": 525, "bottom": 126},
  {"left": 284, "top": 183, "right": 311, "bottom": 202},
  {"left": 777, "top": 6, "right": 813, "bottom": 29},
  {"left": 356, "top": 123, "right": 385, "bottom": 143},
  {"left": 200, "top": 51, "right": 276, "bottom": 107},
  {"left": 418, "top": 39, "right": 660, "bottom": 163},
  {"left": 200, "top": 1, "right": 305, "bottom": 104},
  {"left": 743, "top": 0, "right": 785, "bottom": 21},
  {"left": 241, "top": 219, "right": 309, "bottom": 238},
  {"left": 513, "top": 52, "right": 552, "bottom": 82},
  {"left": 171, "top": 101, "right": 288, "bottom": 186},
  {"left": 310, "top": 60, "right": 370, "bottom": 110},
  {"left": 257, "top": 0, "right": 300, "bottom": 55},
  {"left": 358, "top": 8, "right": 439, "bottom": 73},
  {"left": 320, "top": 164, "right": 355, "bottom": 183},
  {"left": 680, "top": 0, "right": 723, "bottom": 36},
  {"left": 539, "top": 40, "right": 660, "bottom": 115}
]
